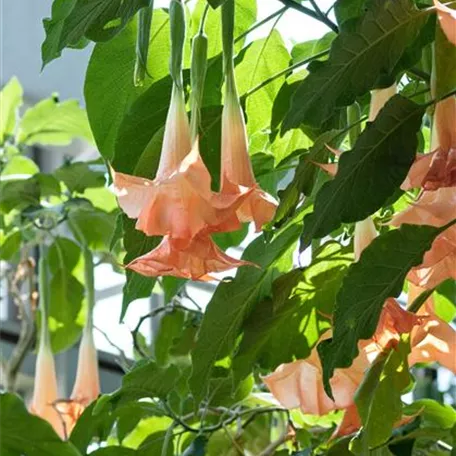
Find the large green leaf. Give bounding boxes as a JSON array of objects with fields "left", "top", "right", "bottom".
[
  {"left": 282, "top": 0, "right": 431, "bottom": 130},
  {"left": 54, "top": 161, "right": 106, "bottom": 193},
  {"left": 18, "top": 97, "right": 93, "bottom": 146},
  {"left": 352, "top": 342, "right": 412, "bottom": 453},
  {"left": 0, "top": 177, "right": 41, "bottom": 214},
  {"left": 236, "top": 30, "right": 290, "bottom": 135},
  {"left": 301, "top": 95, "right": 425, "bottom": 250},
  {"left": 41, "top": 0, "right": 148, "bottom": 66},
  {"left": 0, "top": 77, "right": 23, "bottom": 144},
  {"left": 233, "top": 242, "right": 351, "bottom": 382},
  {"left": 190, "top": 222, "right": 301, "bottom": 403},
  {"left": 1, "top": 155, "right": 40, "bottom": 177},
  {"left": 84, "top": 9, "right": 173, "bottom": 161},
  {"left": 318, "top": 223, "right": 450, "bottom": 398},
  {"left": 46, "top": 237, "right": 85, "bottom": 352},
  {"left": 0, "top": 393, "right": 81, "bottom": 456},
  {"left": 121, "top": 216, "right": 160, "bottom": 321}
]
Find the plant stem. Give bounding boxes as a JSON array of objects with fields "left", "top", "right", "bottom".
[
  {"left": 243, "top": 48, "right": 329, "bottom": 99},
  {"left": 278, "top": 0, "right": 338, "bottom": 33},
  {"left": 407, "top": 288, "right": 435, "bottom": 314},
  {"left": 83, "top": 248, "right": 95, "bottom": 331},
  {"left": 235, "top": 6, "right": 287, "bottom": 44}
]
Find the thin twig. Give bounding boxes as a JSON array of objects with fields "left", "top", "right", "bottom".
[
  {"left": 94, "top": 325, "right": 131, "bottom": 372},
  {"left": 278, "top": 0, "right": 338, "bottom": 32},
  {"left": 258, "top": 427, "right": 292, "bottom": 456}
]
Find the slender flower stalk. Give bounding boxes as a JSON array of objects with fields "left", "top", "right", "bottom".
[{"left": 29, "top": 247, "right": 64, "bottom": 438}]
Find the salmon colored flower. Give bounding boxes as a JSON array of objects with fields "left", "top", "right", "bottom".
[
  {"left": 220, "top": 77, "right": 278, "bottom": 231},
  {"left": 29, "top": 344, "right": 65, "bottom": 439},
  {"left": 402, "top": 97, "right": 456, "bottom": 191},
  {"left": 368, "top": 85, "right": 397, "bottom": 122},
  {"left": 112, "top": 86, "right": 247, "bottom": 240},
  {"left": 126, "top": 232, "right": 255, "bottom": 281},
  {"left": 354, "top": 217, "right": 377, "bottom": 262},
  {"left": 435, "top": 0, "right": 456, "bottom": 45},
  {"left": 407, "top": 283, "right": 456, "bottom": 373}
]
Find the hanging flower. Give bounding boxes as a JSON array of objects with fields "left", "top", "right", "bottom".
[
  {"left": 112, "top": 87, "right": 248, "bottom": 240},
  {"left": 434, "top": 0, "right": 456, "bottom": 45},
  {"left": 29, "top": 344, "right": 65, "bottom": 439},
  {"left": 220, "top": 85, "right": 278, "bottom": 231},
  {"left": 402, "top": 97, "right": 456, "bottom": 191},
  {"left": 126, "top": 232, "right": 256, "bottom": 281}
]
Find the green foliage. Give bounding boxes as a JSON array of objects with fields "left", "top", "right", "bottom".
[
  {"left": 18, "top": 97, "right": 93, "bottom": 146},
  {"left": 318, "top": 223, "right": 450, "bottom": 398},
  {"left": 352, "top": 342, "right": 412, "bottom": 452},
  {"left": 190, "top": 222, "right": 300, "bottom": 403},
  {"left": 301, "top": 96, "right": 425, "bottom": 249},
  {"left": 0, "top": 393, "right": 81, "bottom": 456},
  {"left": 283, "top": 0, "right": 431, "bottom": 130},
  {"left": 0, "top": 77, "right": 23, "bottom": 144},
  {"left": 41, "top": 0, "right": 149, "bottom": 66}
]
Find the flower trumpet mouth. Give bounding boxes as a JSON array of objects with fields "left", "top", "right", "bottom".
[{"left": 126, "top": 232, "right": 258, "bottom": 281}]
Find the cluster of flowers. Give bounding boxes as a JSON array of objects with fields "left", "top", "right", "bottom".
[
  {"left": 111, "top": 74, "right": 277, "bottom": 281},
  {"left": 265, "top": 6, "right": 456, "bottom": 434}
]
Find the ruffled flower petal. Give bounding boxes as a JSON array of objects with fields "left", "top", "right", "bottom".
[
  {"left": 126, "top": 233, "right": 256, "bottom": 281},
  {"left": 390, "top": 187, "right": 456, "bottom": 227},
  {"left": 435, "top": 0, "right": 456, "bottom": 46},
  {"left": 29, "top": 345, "right": 65, "bottom": 439}
]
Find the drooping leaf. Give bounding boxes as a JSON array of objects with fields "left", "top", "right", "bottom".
[
  {"left": 0, "top": 393, "right": 81, "bottom": 456},
  {"left": 351, "top": 342, "right": 412, "bottom": 452},
  {"left": 318, "top": 223, "right": 451, "bottom": 398},
  {"left": 190, "top": 222, "right": 301, "bottom": 403},
  {"left": 54, "top": 162, "right": 106, "bottom": 194},
  {"left": 301, "top": 95, "right": 425, "bottom": 250},
  {"left": 18, "top": 98, "right": 93, "bottom": 146},
  {"left": 233, "top": 242, "right": 351, "bottom": 382},
  {"left": 121, "top": 216, "right": 160, "bottom": 321},
  {"left": 46, "top": 237, "right": 85, "bottom": 352},
  {"left": 0, "top": 178, "right": 41, "bottom": 214},
  {"left": 85, "top": 9, "right": 173, "bottom": 161},
  {"left": 0, "top": 230, "right": 22, "bottom": 261},
  {"left": 0, "top": 77, "right": 23, "bottom": 144},
  {"left": 154, "top": 309, "right": 186, "bottom": 366},
  {"left": 1, "top": 155, "right": 40, "bottom": 177},
  {"left": 282, "top": 0, "right": 431, "bottom": 130},
  {"left": 41, "top": 0, "right": 149, "bottom": 66}
]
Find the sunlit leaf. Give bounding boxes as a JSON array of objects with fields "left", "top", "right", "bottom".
[{"left": 0, "top": 77, "right": 23, "bottom": 144}]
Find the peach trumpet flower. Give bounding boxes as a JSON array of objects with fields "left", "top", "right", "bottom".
[
  {"left": 402, "top": 97, "right": 456, "bottom": 191},
  {"left": 435, "top": 0, "right": 456, "bottom": 45},
  {"left": 29, "top": 343, "right": 65, "bottom": 439},
  {"left": 220, "top": 80, "right": 278, "bottom": 231},
  {"left": 126, "top": 232, "right": 256, "bottom": 281},
  {"left": 354, "top": 217, "right": 377, "bottom": 262},
  {"left": 112, "top": 85, "right": 247, "bottom": 240}
]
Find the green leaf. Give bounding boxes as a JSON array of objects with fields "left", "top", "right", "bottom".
[
  {"left": 404, "top": 399, "right": 456, "bottom": 430},
  {"left": 41, "top": 0, "right": 149, "bottom": 66},
  {"left": 1, "top": 155, "right": 39, "bottom": 177},
  {"left": 334, "top": 0, "right": 367, "bottom": 32},
  {"left": 0, "top": 178, "right": 41, "bottom": 214},
  {"left": 236, "top": 30, "right": 290, "bottom": 134},
  {"left": 283, "top": 0, "right": 431, "bottom": 130},
  {"left": 46, "top": 237, "right": 85, "bottom": 352},
  {"left": 434, "top": 279, "right": 456, "bottom": 322},
  {"left": 234, "top": 242, "right": 351, "bottom": 380},
  {"left": 291, "top": 32, "right": 336, "bottom": 64},
  {"left": 121, "top": 216, "right": 160, "bottom": 321},
  {"left": 54, "top": 161, "right": 106, "bottom": 194},
  {"left": 0, "top": 393, "right": 81, "bottom": 456},
  {"left": 89, "top": 449, "right": 137, "bottom": 456},
  {"left": 190, "top": 223, "right": 301, "bottom": 403},
  {"left": 351, "top": 342, "right": 412, "bottom": 452},
  {"left": 154, "top": 309, "right": 186, "bottom": 365},
  {"left": 109, "top": 360, "right": 179, "bottom": 406},
  {"left": 274, "top": 128, "right": 343, "bottom": 227},
  {"left": 206, "top": 0, "right": 227, "bottom": 8},
  {"left": 191, "top": 0, "right": 256, "bottom": 60},
  {"left": 318, "top": 223, "right": 449, "bottom": 398},
  {"left": 84, "top": 9, "right": 175, "bottom": 160},
  {"left": 18, "top": 97, "right": 93, "bottom": 146},
  {"left": 68, "top": 204, "right": 117, "bottom": 251},
  {"left": 0, "top": 78, "right": 23, "bottom": 144},
  {"left": 301, "top": 95, "right": 424, "bottom": 249},
  {"left": 0, "top": 230, "right": 21, "bottom": 261}
]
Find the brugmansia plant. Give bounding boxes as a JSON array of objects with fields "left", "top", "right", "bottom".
[{"left": 1, "top": 0, "right": 456, "bottom": 455}]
